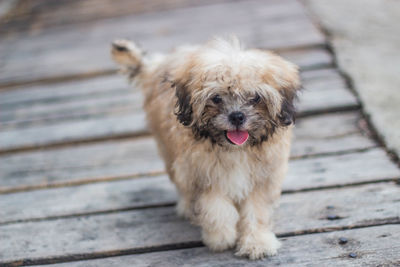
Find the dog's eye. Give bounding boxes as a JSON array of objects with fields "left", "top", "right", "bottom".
[
  {"left": 211, "top": 94, "right": 223, "bottom": 104},
  {"left": 249, "top": 94, "right": 261, "bottom": 105}
]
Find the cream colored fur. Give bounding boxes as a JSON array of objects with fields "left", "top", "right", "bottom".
[{"left": 111, "top": 37, "right": 299, "bottom": 260}]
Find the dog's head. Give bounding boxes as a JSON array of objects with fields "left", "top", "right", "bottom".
[{"left": 171, "top": 38, "right": 301, "bottom": 147}]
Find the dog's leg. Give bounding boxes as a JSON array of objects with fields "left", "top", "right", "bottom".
[
  {"left": 235, "top": 168, "right": 285, "bottom": 260},
  {"left": 176, "top": 195, "right": 191, "bottom": 219},
  {"left": 194, "top": 190, "right": 239, "bottom": 251}
]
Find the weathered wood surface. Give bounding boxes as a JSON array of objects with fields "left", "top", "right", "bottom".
[
  {"left": 1, "top": 0, "right": 399, "bottom": 266},
  {"left": 0, "top": 112, "right": 148, "bottom": 152},
  {"left": 0, "top": 79, "right": 141, "bottom": 126},
  {"left": 284, "top": 148, "right": 400, "bottom": 191},
  {"left": 0, "top": 51, "right": 333, "bottom": 128},
  {"left": 1, "top": 0, "right": 234, "bottom": 35},
  {"left": 1, "top": 158, "right": 398, "bottom": 225},
  {"left": 0, "top": 68, "right": 345, "bottom": 128},
  {"left": 0, "top": 183, "right": 399, "bottom": 264},
  {"left": 0, "top": 112, "right": 379, "bottom": 192},
  {"left": 0, "top": 68, "right": 359, "bottom": 152},
  {"left": 0, "top": 0, "right": 325, "bottom": 87},
  {"left": 3, "top": 147, "right": 396, "bottom": 197},
  {"left": 291, "top": 112, "right": 374, "bottom": 158},
  {"left": 0, "top": 47, "right": 331, "bottom": 113},
  {"left": 45, "top": 224, "right": 400, "bottom": 267},
  {"left": 297, "top": 68, "right": 358, "bottom": 115},
  {"left": 0, "top": 175, "right": 177, "bottom": 224}
]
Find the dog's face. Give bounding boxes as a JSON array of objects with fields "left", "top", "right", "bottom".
[{"left": 172, "top": 39, "right": 300, "bottom": 147}]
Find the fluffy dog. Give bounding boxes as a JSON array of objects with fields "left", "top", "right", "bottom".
[{"left": 111, "top": 37, "right": 300, "bottom": 260}]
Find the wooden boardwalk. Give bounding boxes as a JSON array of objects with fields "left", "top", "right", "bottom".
[{"left": 0, "top": 0, "right": 399, "bottom": 266}]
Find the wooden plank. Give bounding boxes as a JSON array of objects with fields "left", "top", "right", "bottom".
[
  {"left": 0, "top": 69, "right": 359, "bottom": 152},
  {"left": 0, "top": 80, "right": 141, "bottom": 127},
  {"left": 0, "top": 183, "right": 399, "bottom": 264},
  {"left": 297, "top": 68, "right": 357, "bottom": 115},
  {"left": 0, "top": 66, "right": 338, "bottom": 127},
  {"left": 291, "top": 111, "right": 374, "bottom": 158},
  {"left": 280, "top": 47, "right": 332, "bottom": 71},
  {"left": 1, "top": 153, "right": 398, "bottom": 224},
  {"left": 0, "top": 75, "right": 127, "bottom": 106},
  {"left": 0, "top": 112, "right": 379, "bottom": 192},
  {"left": 284, "top": 148, "right": 400, "bottom": 191},
  {"left": 44, "top": 225, "right": 400, "bottom": 267},
  {"left": 0, "top": 0, "right": 325, "bottom": 87},
  {"left": 0, "top": 112, "right": 148, "bottom": 152},
  {"left": 0, "top": 67, "right": 344, "bottom": 128},
  {"left": 0, "top": 136, "right": 161, "bottom": 191},
  {"left": 0, "top": 175, "right": 176, "bottom": 224},
  {"left": 1, "top": 0, "right": 235, "bottom": 35},
  {"left": 0, "top": 48, "right": 332, "bottom": 108}
]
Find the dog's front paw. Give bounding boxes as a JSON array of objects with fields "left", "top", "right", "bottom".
[
  {"left": 235, "top": 231, "right": 281, "bottom": 260},
  {"left": 202, "top": 227, "right": 237, "bottom": 252}
]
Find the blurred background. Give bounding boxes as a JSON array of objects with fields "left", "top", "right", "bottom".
[
  {"left": 0, "top": 0, "right": 399, "bottom": 266},
  {"left": 1, "top": 0, "right": 398, "bottom": 156}
]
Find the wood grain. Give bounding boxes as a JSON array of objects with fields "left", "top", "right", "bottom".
[
  {"left": 1, "top": 153, "right": 399, "bottom": 224},
  {"left": 0, "top": 68, "right": 358, "bottom": 153},
  {"left": 0, "top": 183, "right": 399, "bottom": 264},
  {"left": 1, "top": 1, "right": 397, "bottom": 266},
  {"left": 1, "top": 0, "right": 235, "bottom": 35},
  {"left": 0, "top": 112, "right": 379, "bottom": 192},
  {"left": 0, "top": 0, "right": 325, "bottom": 87},
  {"left": 0, "top": 52, "right": 332, "bottom": 129},
  {"left": 284, "top": 148, "right": 400, "bottom": 191},
  {"left": 1, "top": 68, "right": 343, "bottom": 128},
  {"left": 1, "top": 67, "right": 340, "bottom": 127},
  {"left": 45, "top": 224, "right": 400, "bottom": 267},
  {"left": 0, "top": 49, "right": 332, "bottom": 123}
]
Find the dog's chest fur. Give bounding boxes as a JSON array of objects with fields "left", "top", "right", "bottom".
[{"left": 190, "top": 147, "right": 266, "bottom": 203}]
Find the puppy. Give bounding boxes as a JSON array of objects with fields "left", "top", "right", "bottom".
[{"left": 111, "top": 37, "right": 300, "bottom": 260}]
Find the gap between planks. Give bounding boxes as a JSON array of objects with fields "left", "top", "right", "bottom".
[
  {"left": 0, "top": 166, "right": 398, "bottom": 264},
  {"left": 2, "top": 217, "right": 399, "bottom": 266},
  {"left": 0, "top": 145, "right": 382, "bottom": 195},
  {"left": 0, "top": 67, "right": 359, "bottom": 154},
  {"left": 0, "top": 0, "right": 325, "bottom": 88},
  {"left": 1, "top": 2, "right": 397, "bottom": 265},
  {"left": 0, "top": 0, "right": 240, "bottom": 36},
  {"left": 0, "top": 170, "right": 165, "bottom": 195},
  {"left": 0, "top": 67, "right": 350, "bottom": 129},
  {"left": 0, "top": 45, "right": 330, "bottom": 92},
  {"left": 0, "top": 69, "right": 117, "bottom": 92},
  {"left": 0, "top": 106, "right": 361, "bottom": 156},
  {"left": 1, "top": 177, "right": 398, "bottom": 226},
  {"left": 0, "top": 130, "right": 150, "bottom": 156},
  {"left": 28, "top": 224, "right": 399, "bottom": 267},
  {"left": 0, "top": 61, "right": 336, "bottom": 128},
  {"left": 1, "top": 111, "right": 374, "bottom": 192},
  {"left": 1, "top": 148, "right": 398, "bottom": 224}
]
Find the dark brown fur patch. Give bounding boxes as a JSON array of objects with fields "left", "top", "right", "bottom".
[
  {"left": 278, "top": 83, "right": 301, "bottom": 126},
  {"left": 174, "top": 83, "right": 193, "bottom": 126}
]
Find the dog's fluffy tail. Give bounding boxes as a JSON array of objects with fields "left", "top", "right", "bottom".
[{"left": 111, "top": 39, "right": 144, "bottom": 79}]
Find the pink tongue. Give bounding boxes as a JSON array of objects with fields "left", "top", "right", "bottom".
[{"left": 226, "top": 130, "right": 249, "bottom": 145}]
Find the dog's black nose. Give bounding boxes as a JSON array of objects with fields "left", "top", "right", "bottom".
[{"left": 229, "top": 111, "right": 246, "bottom": 126}]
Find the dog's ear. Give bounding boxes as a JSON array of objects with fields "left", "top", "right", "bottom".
[
  {"left": 169, "top": 53, "right": 197, "bottom": 127},
  {"left": 278, "top": 89, "right": 298, "bottom": 126},
  {"left": 259, "top": 51, "right": 301, "bottom": 126},
  {"left": 277, "top": 74, "right": 302, "bottom": 126},
  {"left": 270, "top": 58, "right": 301, "bottom": 127},
  {"left": 174, "top": 81, "right": 193, "bottom": 126}
]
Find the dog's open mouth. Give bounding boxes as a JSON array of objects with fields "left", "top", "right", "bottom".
[{"left": 225, "top": 130, "right": 249, "bottom": 145}]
